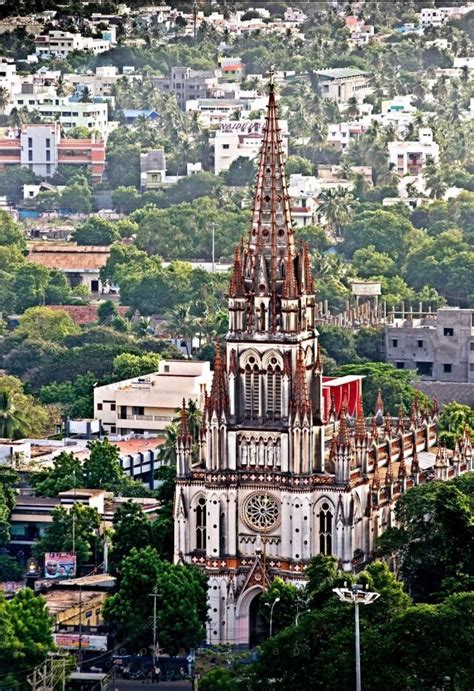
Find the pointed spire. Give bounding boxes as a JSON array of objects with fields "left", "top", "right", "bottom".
[
  {"left": 374, "top": 387, "right": 384, "bottom": 426},
  {"left": 303, "top": 241, "right": 314, "bottom": 294},
  {"left": 431, "top": 395, "right": 439, "bottom": 419},
  {"left": 229, "top": 243, "right": 245, "bottom": 298},
  {"left": 245, "top": 74, "right": 296, "bottom": 298},
  {"left": 291, "top": 347, "right": 311, "bottom": 419},
  {"left": 397, "top": 405, "right": 405, "bottom": 434},
  {"left": 315, "top": 341, "right": 322, "bottom": 373},
  {"left": 208, "top": 337, "right": 228, "bottom": 420},
  {"left": 337, "top": 395, "right": 351, "bottom": 446},
  {"left": 371, "top": 448, "right": 380, "bottom": 490},
  {"left": 328, "top": 391, "right": 337, "bottom": 423},
  {"left": 398, "top": 441, "right": 407, "bottom": 480},
  {"left": 179, "top": 398, "right": 190, "bottom": 439},
  {"left": 411, "top": 446, "right": 419, "bottom": 476},
  {"left": 370, "top": 416, "right": 379, "bottom": 442},
  {"left": 282, "top": 250, "right": 298, "bottom": 299},
  {"left": 354, "top": 397, "right": 367, "bottom": 440},
  {"left": 384, "top": 414, "right": 392, "bottom": 439}
]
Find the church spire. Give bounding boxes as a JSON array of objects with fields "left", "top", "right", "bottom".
[
  {"left": 291, "top": 347, "right": 311, "bottom": 419},
  {"left": 245, "top": 72, "right": 296, "bottom": 299},
  {"left": 208, "top": 338, "right": 228, "bottom": 420}
]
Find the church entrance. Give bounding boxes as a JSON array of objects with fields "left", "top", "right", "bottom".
[{"left": 249, "top": 593, "right": 266, "bottom": 648}]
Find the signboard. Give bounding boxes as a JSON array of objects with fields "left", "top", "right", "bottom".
[
  {"left": 54, "top": 634, "right": 108, "bottom": 652},
  {"left": 44, "top": 552, "right": 77, "bottom": 579},
  {"left": 0, "top": 581, "right": 24, "bottom": 595},
  {"left": 351, "top": 281, "right": 381, "bottom": 297},
  {"left": 221, "top": 121, "right": 263, "bottom": 134}
]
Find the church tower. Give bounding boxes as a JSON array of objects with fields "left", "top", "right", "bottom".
[{"left": 174, "top": 75, "right": 440, "bottom": 647}]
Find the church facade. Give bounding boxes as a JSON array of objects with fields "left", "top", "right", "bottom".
[{"left": 173, "top": 79, "right": 473, "bottom": 647}]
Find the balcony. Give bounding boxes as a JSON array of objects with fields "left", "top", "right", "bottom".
[{"left": 117, "top": 414, "right": 172, "bottom": 423}]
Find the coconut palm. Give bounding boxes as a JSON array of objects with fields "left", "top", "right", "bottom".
[
  {"left": 319, "top": 187, "right": 357, "bottom": 239},
  {"left": 0, "top": 390, "right": 31, "bottom": 439},
  {"left": 165, "top": 305, "right": 198, "bottom": 357},
  {"left": 0, "top": 87, "right": 10, "bottom": 114},
  {"left": 424, "top": 156, "right": 447, "bottom": 199}
]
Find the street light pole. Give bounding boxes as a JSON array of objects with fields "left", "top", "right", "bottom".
[
  {"left": 210, "top": 223, "right": 216, "bottom": 273},
  {"left": 265, "top": 596, "right": 280, "bottom": 637},
  {"left": 333, "top": 584, "right": 380, "bottom": 691}
]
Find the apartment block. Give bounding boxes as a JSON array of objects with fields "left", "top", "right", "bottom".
[
  {"left": 214, "top": 118, "right": 288, "bottom": 175},
  {"left": 153, "top": 66, "right": 218, "bottom": 109},
  {"left": 385, "top": 307, "right": 474, "bottom": 382},
  {"left": 94, "top": 360, "right": 213, "bottom": 436},
  {"left": 0, "top": 123, "right": 105, "bottom": 182},
  {"left": 35, "top": 30, "right": 113, "bottom": 59},
  {"left": 388, "top": 128, "right": 439, "bottom": 176}
]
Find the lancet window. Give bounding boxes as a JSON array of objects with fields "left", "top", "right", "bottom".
[
  {"left": 266, "top": 359, "right": 282, "bottom": 420},
  {"left": 244, "top": 357, "right": 259, "bottom": 420},
  {"left": 196, "top": 497, "right": 206, "bottom": 550},
  {"left": 319, "top": 502, "right": 333, "bottom": 555}
]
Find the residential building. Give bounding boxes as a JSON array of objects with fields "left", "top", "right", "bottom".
[
  {"left": 316, "top": 67, "right": 372, "bottom": 104},
  {"left": 0, "top": 57, "right": 21, "bottom": 113},
  {"left": 64, "top": 65, "right": 123, "bottom": 98},
  {"left": 173, "top": 80, "right": 470, "bottom": 648},
  {"left": 385, "top": 307, "right": 474, "bottom": 383},
  {"left": 94, "top": 360, "right": 213, "bottom": 436},
  {"left": 35, "top": 30, "right": 113, "bottom": 59},
  {"left": 219, "top": 57, "right": 246, "bottom": 82},
  {"left": 185, "top": 95, "right": 266, "bottom": 126},
  {"left": 388, "top": 128, "right": 439, "bottom": 176},
  {"left": 214, "top": 118, "right": 288, "bottom": 174},
  {"left": 140, "top": 149, "right": 167, "bottom": 191},
  {"left": 27, "top": 243, "right": 111, "bottom": 295},
  {"left": 153, "top": 66, "right": 219, "bottom": 109},
  {"left": 420, "top": 6, "right": 470, "bottom": 28},
  {"left": 327, "top": 122, "right": 367, "bottom": 150},
  {"left": 287, "top": 174, "right": 320, "bottom": 227},
  {"left": 0, "top": 124, "right": 105, "bottom": 182},
  {"left": 13, "top": 91, "right": 109, "bottom": 138}
]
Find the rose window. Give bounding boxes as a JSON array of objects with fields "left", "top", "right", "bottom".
[{"left": 243, "top": 492, "right": 280, "bottom": 531}]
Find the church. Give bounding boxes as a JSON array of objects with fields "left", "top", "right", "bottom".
[{"left": 173, "top": 77, "right": 473, "bottom": 647}]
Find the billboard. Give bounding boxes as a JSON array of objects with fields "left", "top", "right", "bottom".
[
  {"left": 44, "top": 552, "right": 77, "bottom": 579},
  {"left": 54, "top": 634, "right": 108, "bottom": 651}
]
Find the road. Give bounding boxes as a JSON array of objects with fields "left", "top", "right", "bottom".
[{"left": 110, "top": 681, "right": 192, "bottom": 690}]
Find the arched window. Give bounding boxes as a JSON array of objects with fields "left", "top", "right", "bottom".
[
  {"left": 196, "top": 497, "right": 206, "bottom": 551},
  {"left": 266, "top": 361, "right": 282, "bottom": 420},
  {"left": 244, "top": 358, "right": 259, "bottom": 420},
  {"left": 319, "top": 502, "right": 333, "bottom": 555}
]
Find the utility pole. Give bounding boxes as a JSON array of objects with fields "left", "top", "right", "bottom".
[
  {"left": 149, "top": 586, "right": 159, "bottom": 660},
  {"left": 210, "top": 223, "right": 216, "bottom": 272}
]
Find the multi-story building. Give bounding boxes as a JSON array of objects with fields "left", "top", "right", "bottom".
[
  {"left": 64, "top": 65, "right": 123, "bottom": 98},
  {"left": 140, "top": 149, "right": 167, "bottom": 191},
  {"left": 385, "top": 307, "right": 474, "bottom": 383},
  {"left": 287, "top": 174, "right": 320, "bottom": 227},
  {"left": 94, "top": 360, "right": 213, "bottom": 437},
  {"left": 0, "top": 57, "right": 21, "bottom": 113},
  {"left": 214, "top": 118, "right": 288, "bottom": 175},
  {"left": 13, "top": 91, "right": 109, "bottom": 138},
  {"left": 388, "top": 128, "right": 439, "bottom": 176},
  {"left": 153, "top": 66, "right": 219, "bottom": 109},
  {"left": 173, "top": 80, "right": 470, "bottom": 648},
  {"left": 219, "top": 57, "right": 246, "bottom": 82},
  {"left": 316, "top": 67, "right": 372, "bottom": 104},
  {"left": 327, "top": 121, "right": 367, "bottom": 150},
  {"left": 0, "top": 123, "right": 105, "bottom": 182},
  {"left": 35, "top": 30, "right": 113, "bottom": 59}
]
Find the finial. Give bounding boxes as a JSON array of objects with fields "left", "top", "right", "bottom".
[{"left": 268, "top": 65, "right": 275, "bottom": 91}]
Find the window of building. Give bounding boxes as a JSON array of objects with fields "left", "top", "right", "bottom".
[
  {"left": 110, "top": 425, "right": 116, "bottom": 434},
  {"left": 443, "top": 328, "right": 454, "bottom": 336},
  {"left": 266, "top": 361, "right": 282, "bottom": 420},
  {"left": 46, "top": 138, "right": 50, "bottom": 148},
  {"left": 416, "top": 361, "right": 433, "bottom": 377},
  {"left": 443, "top": 364, "right": 452, "bottom": 373},
  {"left": 319, "top": 502, "right": 333, "bottom": 555},
  {"left": 471, "top": 342, "right": 474, "bottom": 351},
  {"left": 28, "top": 137, "right": 32, "bottom": 147},
  {"left": 46, "top": 150, "right": 50, "bottom": 161},
  {"left": 223, "top": 144, "right": 230, "bottom": 150},
  {"left": 46, "top": 164, "right": 51, "bottom": 174},
  {"left": 132, "top": 406, "right": 144, "bottom": 416},
  {"left": 110, "top": 403, "right": 116, "bottom": 411},
  {"left": 28, "top": 150, "right": 33, "bottom": 161},
  {"left": 164, "top": 364, "right": 169, "bottom": 372},
  {"left": 396, "top": 362, "right": 405, "bottom": 369},
  {"left": 97, "top": 403, "right": 103, "bottom": 410},
  {"left": 470, "top": 363, "right": 474, "bottom": 372},
  {"left": 244, "top": 361, "right": 259, "bottom": 421},
  {"left": 417, "top": 340, "right": 424, "bottom": 348},
  {"left": 391, "top": 339, "right": 398, "bottom": 347},
  {"left": 196, "top": 497, "right": 206, "bottom": 550}
]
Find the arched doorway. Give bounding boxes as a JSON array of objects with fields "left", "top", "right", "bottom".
[{"left": 249, "top": 593, "right": 266, "bottom": 647}]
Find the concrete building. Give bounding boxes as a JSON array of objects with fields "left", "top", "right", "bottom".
[
  {"left": 385, "top": 307, "right": 474, "bottom": 382},
  {"left": 94, "top": 360, "right": 213, "bottom": 437},
  {"left": 27, "top": 243, "right": 111, "bottom": 295},
  {"left": 64, "top": 65, "right": 124, "bottom": 98},
  {"left": 388, "top": 128, "right": 439, "bottom": 176},
  {"left": 219, "top": 57, "right": 246, "bottom": 82},
  {"left": 140, "top": 148, "right": 166, "bottom": 191},
  {"left": 13, "top": 92, "right": 109, "bottom": 138},
  {"left": 316, "top": 67, "right": 372, "bottom": 104},
  {"left": 153, "top": 66, "right": 218, "bottom": 109},
  {"left": 214, "top": 118, "right": 288, "bottom": 175},
  {"left": 34, "top": 30, "right": 113, "bottom": 59},
  {"left": 0, "top": 123, "right": 105, "bottom": 182},
  {"left": 327, "top": 121, "right": 367, "bottom": 150},
  {"left": 287, "top": 174, "right": 320, "bottom": 227}
]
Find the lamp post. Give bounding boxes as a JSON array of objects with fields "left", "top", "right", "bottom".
[
  {"left": 333, "top": 583, "right": 380, "bottom": 691},
  {"left": 265, "top": 596, "right": 280, "bottom": 637}
]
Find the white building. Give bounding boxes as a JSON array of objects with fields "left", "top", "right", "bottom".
[
  {"left": 0, "top": 58, "right": 21, "bottom": 113},
  {"left": 388, "top": 128, "right": 439, "bottom": 176},
  {"left": 94, "top": 360, "right": 213, "bottom": 437},
  {"left": 288, "top": 174, "right": 320, "bottom": 227},
  {"left": 214, "top": 118, "right": 288, "bottom": 175},
  {"left": 19, "top": 123, "right": 59, "bottom": 177},
  {"left": 64, "top": 66, "right": 124, "bottom": 98},
  {"left": 35, "top": 31, "right": 113, "bottom": 59},
  {"left": 12, "top": 92, "right": 109, "bottom": 138},
  {"left": 327, "top": 122, "right": 367, "bottom": 151},
  {"left": 316, "top": 68, "right": 372, "bottom": 104}
]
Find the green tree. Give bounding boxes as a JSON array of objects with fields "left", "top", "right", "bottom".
[
  {"left": 0, "top": 210, "right": 27, "bottom": 251},
  {"left": 103, "top": 546, "right": 208, "bottom": 654},
  {"left": 0, "top": 389, "right": 31, "bottom": 439},
  {"left": 33, "top": 503, "right": 101, "bottom": 566},
  {"left": 72, "top": 216, "right": 120, "bottom": 246},
  {"left": 111, "top": 186, "right": 142, "bottom": 214},
  {"left": 258, "top": 577, "right": 301, "bottom": 636},
  {"left": 33, "top": 452, "right": 84, "bottom": 497},
  {"left": 111, "top": 352, "right": 161, "bottom": 380},
  {"left": 83, "top": 438, "right": 124, "bottom": 490},
  {"left": 438, "top": 402, "right": 474, "bottom": 449},
  {"left": 16, "top": 306, "right": 80, "bottom": 342},
  {"left": 60, "top": 181, "right": 92, "bottom": 214},
  {"left": 285, "top": 155, "right": 314, "bottom": 176},
  {"left": 319, "top": 187, "right": 357, "bottom": 237},
  {"left": 317, "top": 324, "right": 358, "bottom": 365},
  {"left": 342, "top": 209, "right": 420, "bottom": 261},
  {"left": 224, "top": 156, "right": 256, "bottom": 186},
  {"left": 97, "top": 300, "right": 118, "bottom": 324},
  {"left": 0, "top": 555, "right": 23, "bottom": 581}
]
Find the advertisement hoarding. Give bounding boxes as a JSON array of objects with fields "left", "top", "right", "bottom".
[
  {"left": 44, "top": 552, "right": 77, "bottom": 579},
  {"left": 54, "top": 634, "right": 108, "bottom": 651}
]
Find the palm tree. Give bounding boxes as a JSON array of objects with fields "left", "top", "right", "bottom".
[
  {"left": 0, "top": 390, "right": 31, "bottom": 439},
  {"left": 319, "top": 187, "right": 357, "bottom": 239},
  {"left": 165, "top": 305, "right": 197, "bottom": 357},
  {"left": 172, "top": 399, "right": 202, "bottom": 445},
  {"left": 345, "top": 96, "right": 359, "bottom": 120},
  {"left": 0, "top": 87, "right": 10, "bottom": 114},
  {"left": 424, "top": 156, "right": 447, "bottom": 199}
]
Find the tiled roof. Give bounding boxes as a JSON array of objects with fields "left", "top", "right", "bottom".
[
  {"left": 28, "top": 244, "right": 110, "bottom": 271},
  {"left": 47, "top": 304, "right": 128, "bottom": 325},
  {"left": 316, "top": 67, "right": 369, "bottom": 79}
]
